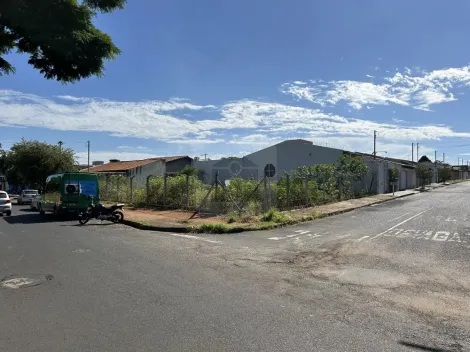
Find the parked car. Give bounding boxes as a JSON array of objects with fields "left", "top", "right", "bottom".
[
  {"left": 0, "top": 191, "right": 12, "bottom": 216},
  {"left": 18, "top": 190, "right": 39, "bottom": 205}
]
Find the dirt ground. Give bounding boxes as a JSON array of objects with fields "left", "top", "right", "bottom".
[{"left": 123, "top": 193, "right": 399, "bottom": 228}]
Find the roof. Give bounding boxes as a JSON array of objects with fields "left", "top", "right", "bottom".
[
  {"left": 350, "top": 151, "right": 416, "bottom": 167},
  {"left": 82, "top": 156, "right": 190, "bottom": 173}
]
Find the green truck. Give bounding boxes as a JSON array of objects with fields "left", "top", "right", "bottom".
[{"left": 39, "top": 172, "right": 100, "bottom": 215}]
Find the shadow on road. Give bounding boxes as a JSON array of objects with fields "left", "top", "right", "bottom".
[
  {"left": 60, "top": 222, "right": 116, "bottom": 227},
  {"left": 1, "top": 212, "right": 77, "bottom": 225},
  {"left": 398, "top": 340, "right": 456, "bottom": 352}
]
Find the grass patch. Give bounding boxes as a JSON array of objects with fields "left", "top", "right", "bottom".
[
  {"left": 194, "top": 223, "right": 230, "bottom": 234},
  {"left": 260, "top": 208, "right": 292, "bottom": 223}
]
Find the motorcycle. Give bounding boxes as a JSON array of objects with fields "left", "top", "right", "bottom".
[{"left": 78, "top": 199, "right": 125, "bottom": 225}]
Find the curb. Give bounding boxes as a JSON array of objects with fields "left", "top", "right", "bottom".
[
  {"left": 122, "top": 220, "right": 189, "bottom": 233},
  {"left": 121, "top": 191, "right": 421, "bottom": 234}
]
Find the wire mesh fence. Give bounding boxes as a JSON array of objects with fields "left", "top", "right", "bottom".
[{"left": 98, "top": 165, "right": 376, "bottom": 216}]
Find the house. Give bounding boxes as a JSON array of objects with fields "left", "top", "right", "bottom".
[{"left": 83, "top": 156, "right": 192, "bottom": 187}]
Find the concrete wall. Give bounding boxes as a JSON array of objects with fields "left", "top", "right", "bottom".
[
  {"left": 127, "top": 161, "right": 166, "bottom": 188},
  {"left": 194, "top": 140, "right": 344, "bottom": 184},
  {"left": 275, "top": 140, "right": 343, "bottom": 176},
  {"left": 166, "top": 158, "right": 193, "bottom": 174}
]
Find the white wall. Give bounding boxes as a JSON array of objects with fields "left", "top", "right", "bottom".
[{"left": 128, "top": 161, "right": 166, "bottom": 188}]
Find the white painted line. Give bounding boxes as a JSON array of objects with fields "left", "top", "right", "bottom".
[
  {"left": 294, "top": 230, "right": 304, "bottom": 233},
  {"left": 338, "top": 234, "right": 352, "bottom": 239},
  {"left": 386, "top": 212, "right": 412, "bottom": 223},
  {"left": 268, "top": 237, "right": 283, "bottom": 241},
  {"left": 286, "top": 234, "right": 298, "bottom": 238},
  {"left": 169, "top": 233, "right": 221, "bottom": 244},
  {"left": 369, "top": 209, "right": 432, "bottom": 241},
  {"left": 356, "top": 236, "right": 370, "bottom": 242},
  {"left": 1, "top": 278, "right": 34, "bottom": 289},
  {"left": 310, "top": 234, "right": 321, "bottom": 238},
  {"left": 298, "top": 231, "right": 310, "bottom": 235}
]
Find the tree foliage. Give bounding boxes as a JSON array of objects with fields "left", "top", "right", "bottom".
[
  {"left": 416, "top": 164, "right": 434, "bottom": 187},
  {"left": 0, "top": 0, "right": 126, "bottom": 83},
  {"left": 388, "top": 168, "right": 399, "bottom": 182},
  {"left": 5, "top": 140, "right": 76, "bottom": 189},
  {"left": 336, "top": 154, "right": 368, "bottom": 181},
  {"left": 438, "top": 167, "right": 452, "bottom": 182}
]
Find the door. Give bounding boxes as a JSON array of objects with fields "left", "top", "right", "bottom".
[{"left": 400, "top": 170, "right": 407, "bottom": 190}]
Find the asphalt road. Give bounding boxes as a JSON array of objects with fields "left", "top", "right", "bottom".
[{"left": 1, "top": 183, "right": 470, "bottom": 351}]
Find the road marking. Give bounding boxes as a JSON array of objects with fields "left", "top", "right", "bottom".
[
  {"left": 268, "top": 237, "right": 283, "bottom": 241},
  {"left": 379, "top": 228, "right": 469, "bottom": 244},
  {"left": 338, "top": 234, "right": 352, "bottom": 239},
  {"left": 386, "top": 212, "right": 412, "bottom": 223},
  {"left": 1, "top": 278, "right": 34, "bottom": 289},
  {"left": 356, "top": 236, "right": 369, "bottom": 242},
  {"left": 17, "top": 255, "right": 24, "bottom": 261},
  {"left": 168, "top": 233, "right": 221, "bottom": 244},
  {"left": 369, "top": 209, "right": 431, "bottom": 241}
]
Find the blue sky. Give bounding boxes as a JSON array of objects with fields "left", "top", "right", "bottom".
[{"left": 2, "top": 0, "right": 470, "bottom": 165}]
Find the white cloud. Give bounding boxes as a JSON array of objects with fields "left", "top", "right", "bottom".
[
  {"left": 166, "top": 139, "right": 224, "bottom": 144},
  {"left": 1, "top": 88, "right": 470, "bottom": 153},
  {"left": 75, "top": 151, "right": 158, "bottom": 164},
  {"left": 117, "top": 145, "right": 150, "bottom": 150},
  {"left": 281, "top": 65, "right": 470, "bottom": 111}
]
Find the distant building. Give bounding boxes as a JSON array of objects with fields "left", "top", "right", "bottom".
[
  {"left": 194, "top": 139, "right": 420, "bottom": 194},
  {"left": 82, "top": 156, "right": 192, "bottom": 187}
]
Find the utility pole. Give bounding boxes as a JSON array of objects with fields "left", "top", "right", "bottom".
[
  {"left": 412, "top": 143, "right": 414, "bottom": 162},
  {"left": 434, "top": 150, "right": 437, "bottom": 183},
  {"left": 87, "top": 140, "right": 90, "bottom": 172},
  {"left": 373, "top": 130, "right": 377, "bottom": 158},
  {"left": 58, "top": 141, "right": 63, "bottom": 152},
  {"left": 416, "top": 143, "right": 419, "bottom": 162},
  {"left": 443, "top": 153, "right": 445, "bottom": 164},
  {"left": 204, "top": 153, "right": 207, "bottom": 161}
]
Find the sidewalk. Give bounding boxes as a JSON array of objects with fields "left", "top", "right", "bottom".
[{"left": 123, "top": 188, "right": 420, "bottom": 234}]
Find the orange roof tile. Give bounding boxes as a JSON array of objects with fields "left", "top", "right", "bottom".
[{"left": 82, "top": 156, "right": 189, "bottom": 173}]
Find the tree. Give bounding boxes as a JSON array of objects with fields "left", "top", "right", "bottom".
[
  {"left": 5, "top": 139, "right": 76, "bottom": 189},
  {"left": 438, "top": 167, "right": 452, "bottom": 183},
  {"left": 335, "top": 154, "right": 368, "bottom": 198},
  {"left": 388, "top": 168, "right": 399, "bottom": 183},
  {"left": 0, "top": 143, "right": 6, "bottom": 175},
  {"left": 0, "top": 0, "right": 126, "bottom": 83},
  {"left": 416, "top": 164, "right": 434, "bottom": 188}
]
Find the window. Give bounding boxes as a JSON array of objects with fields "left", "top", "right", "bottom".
[
  {"left": 24, "top": 190, "right": 38, "bottom": 195},
  {"left": 46, "top": 176, "right": 61, "bottom": 193},
  {"left": 0, "top": 192, "right": 7, "bottom": 199}
]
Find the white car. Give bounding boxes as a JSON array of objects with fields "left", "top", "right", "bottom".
[
  {"left": 18, "top": 190, "right": 39, "bottom": 205},
  {"left": 0, "top": 191, "right": 12, "bottom": 216}
]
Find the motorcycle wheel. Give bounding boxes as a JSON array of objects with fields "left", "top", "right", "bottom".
[
  {"left": 111, "top": 210, "right": 124, "bottom": 223},
  {"left": 78, "top": 213, "right": 91, "bottom": 225}
]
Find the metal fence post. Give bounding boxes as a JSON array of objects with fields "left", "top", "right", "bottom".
[
  {"left": 263, "top": 177, "right": 268, "bottom": 211},
  {"left": 286, "top": 174, "right": 290, "bottom": 209},
  {"left": 130, "top": 176, "right": 135, "bottom": 203},
  {"left": 146, "top": 175, "right": 152, "bottom": 206},
  {"left": 186, "top": 174, "right": 190, "bottom": 209},
  {"left": 117, "top": 176, "right": 120, "bottom": 202},
  {"left": 304, "top": 177, "right": 309, "bottom": 206},
  {"left": 163, "top": 174, "right": 168, "bottom": 207}
]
